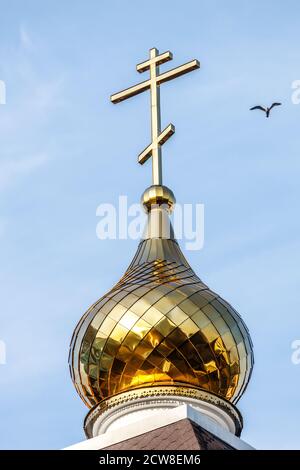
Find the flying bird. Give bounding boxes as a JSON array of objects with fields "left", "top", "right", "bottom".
[{"left": 250, "top": 102, "right": 282, "bottom": 118}]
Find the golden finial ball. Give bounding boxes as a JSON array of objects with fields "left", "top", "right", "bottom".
[{"left": 141, "top": 185, "right": 176, "bottom": 213}]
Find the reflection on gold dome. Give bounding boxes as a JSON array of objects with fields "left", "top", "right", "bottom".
[{"left": 69, "top": 201, "right": 253, "bottom": 408}]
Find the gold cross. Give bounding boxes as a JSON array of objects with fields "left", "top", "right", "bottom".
[{"left": 111, "top": 48, "right": 200, "bottom": 185}]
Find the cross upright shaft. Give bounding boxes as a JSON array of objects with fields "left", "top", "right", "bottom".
[
  {"left": 111, "top": 48, "right": 200, "bottom": 185},
  {"left": 149, "top": 48, "right": 162, "bottom": 185}
]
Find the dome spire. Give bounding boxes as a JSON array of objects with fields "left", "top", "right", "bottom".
[{"left": 111, "top": 47, "right": 200, "bottom": 185}]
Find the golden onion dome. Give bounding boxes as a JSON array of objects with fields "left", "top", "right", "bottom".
[{"left": 69, "top": 185, "right": 253, "bottom": 410}]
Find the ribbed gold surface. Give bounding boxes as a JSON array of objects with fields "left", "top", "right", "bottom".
[{"left": 69, "top": 218, "right": 253, "bottom": 408}]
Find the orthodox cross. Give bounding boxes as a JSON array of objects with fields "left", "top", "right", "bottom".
[{"left": 111, "top": 48, "right": 200, "bottom": 185}]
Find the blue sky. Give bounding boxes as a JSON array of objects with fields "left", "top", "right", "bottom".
[{"left": 0, "top": 0, "right": 300, "bottom": 449}]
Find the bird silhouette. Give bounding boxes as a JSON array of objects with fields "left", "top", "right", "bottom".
[{"left": 250, "top": 102, "right": 282, "bottom": 118}]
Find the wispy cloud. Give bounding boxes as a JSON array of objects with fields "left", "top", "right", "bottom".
[
  {"left": 0, "top": 153, "right": 48, "bottom": 191},
  {"left": 0, "top": 23, "right": 65, "bottom": 134},
  {"left": 31, "top": 77, "right": 65, "bottom": 110},
  {"left": 19, "top": 25, "right": 33, "bottom": 50}
]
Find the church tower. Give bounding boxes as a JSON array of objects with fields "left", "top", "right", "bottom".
[{"left": 67, "top": 48, "right": 254, "bottom": 450}]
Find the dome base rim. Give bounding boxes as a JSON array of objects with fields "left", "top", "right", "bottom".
[{"left": 84, "top": 385, "right": 243, "bottom": 439}]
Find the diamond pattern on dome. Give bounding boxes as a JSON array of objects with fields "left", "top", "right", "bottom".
[{"left": 69, "top": 238, "right": 253, "bottom": 408}]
